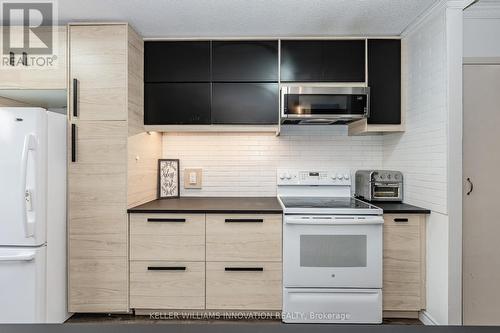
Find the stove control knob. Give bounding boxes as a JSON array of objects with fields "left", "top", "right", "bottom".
[
  {"left": 337, "top": 174, "right": 344, "bottom": 180},
  {"left": 331, "top": 175, "right": 337, "bottom": 180},
  {"left": 279, "top": 174, "right": 286, "bottom": 180},
  {"left": 285, "top": 173, "right": 292, "bottom": 180},
  {"left": 344, "top": 174, "right": 350, "bottom": 180}
]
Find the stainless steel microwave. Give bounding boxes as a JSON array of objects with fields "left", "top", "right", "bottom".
[{"left": 280, "top": 86, "right": 370, "bottom": 125}]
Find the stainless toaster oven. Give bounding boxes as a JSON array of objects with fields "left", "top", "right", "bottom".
[{"left": 355, "top": 170, "right": 403, "bottom": 202}]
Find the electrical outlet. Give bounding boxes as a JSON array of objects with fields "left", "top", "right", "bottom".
[{"left": 184, "top": 168, "right": 202, "bottom": 189}]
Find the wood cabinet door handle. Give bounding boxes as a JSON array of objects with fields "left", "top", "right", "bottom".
[
  {"left": 225, "top": 267, "right": 264, "bottom": 272},
  {"left": 71, "top": 124, "right": 77, "bottom": 163},
  {"left": 147, "top": 218, "right": 186, "bottom": 223},
  {"left": 394, "top": 218, "right": 409, "bottom": 223},
  {"left": 147, "top": 266, "right": 186, "bottom": 271},
  {"left": 73, "top": 78, "right": 79, "bottom": 117},
  {"left": 225, "top": 219, "right": 263, "bottom": 223}
]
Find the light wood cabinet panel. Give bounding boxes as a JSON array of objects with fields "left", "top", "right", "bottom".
[
  {"left": 67, "top": 24, "right": 160, "bottom": 313},
  {"left": 69, "top": 257, "right": 128, "bottom": 312},
  {"left": 130, "top": 261, "right": 205, "bottom": 309},
  {"left": 0, "top": 26, "right": 67, "bottom": 89},
  {"left": 206, "top": 214, "right": 282, "bottom": 262},
  {"left": 206, "top": 261, "right": 282, "bottom": 310},
  {"left": 69, "top": 24, "right": 127, "bottom": 121},
  {"left": 383, "top": 214, "right": 426, "bottom": 312},
  {"left": 130, "top": 214, "right": 205, "bottom": 261}
]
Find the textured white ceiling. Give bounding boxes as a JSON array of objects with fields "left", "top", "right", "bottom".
[{"left": 57, "top": 0, "right": 438, "bottom": 38}]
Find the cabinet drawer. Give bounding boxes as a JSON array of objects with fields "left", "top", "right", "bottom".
[
  {"left": 383, "top": 214, "right": 425, "bottom": 311},
  {"left": 206, "top": 214, "right": 282, "bottom": 261},
  {"left": 384, "top": 214, "right": 420, "bottom": 227},
  {"left": 206, "top": 262, "right": 282, "bottom": 310},
  {"left": 130, "top": 214, "right": 205, "bottom": 261},
  {"left": 130, "top": 261, "right": 205, "bottom": 309}
]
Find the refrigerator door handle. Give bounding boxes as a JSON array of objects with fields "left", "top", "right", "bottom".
[
  {"left": 20, "top": 134, "right": 37, "bottom": 238},
  {"left": 0, "top": 251, "right": 35, "bottom": 262}
]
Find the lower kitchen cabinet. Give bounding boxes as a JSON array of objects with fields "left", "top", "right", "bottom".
[
  {"left": 206, "top": 214, "right": 282, "bottom": 261},
  {"left": 128, "top": 212, "right": 283, "bottom": 311},
  {"left": 205, "top": 262, "right": 282, "bottom": 310},
  {"left": 130, "top": 261, "right": 205, "bottom": 309},
  {"left": 129, "top": 213, "right": 205, "bottom": 261},
  {"left": 383, "top": 214, "right": 426, "bottom": 312},
  {"left": 69, "top": 258, "right": 128, "bottom": 312}
]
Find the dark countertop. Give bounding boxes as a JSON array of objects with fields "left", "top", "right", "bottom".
[
  {"left": 363, "top": 201, "right": 431, "bottom": 214},
  {"left": 128, "top": 197, "right": 283, "bottom": 214}
]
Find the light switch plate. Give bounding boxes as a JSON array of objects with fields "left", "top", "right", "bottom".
[{"left": 184, "top": 168, "right": 202, "bottom": 189}]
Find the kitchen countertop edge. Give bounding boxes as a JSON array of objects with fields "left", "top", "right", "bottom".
[
  {"left": 127, "top": 197, "right": 283, "bottom": 214},
  {"left": 364, "top": 201, "right": 431, "bottom": 214}
]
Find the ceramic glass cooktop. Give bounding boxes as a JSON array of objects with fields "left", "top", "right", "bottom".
[{"left": 279, "top": 196, "right": 376, "bottom": 210}]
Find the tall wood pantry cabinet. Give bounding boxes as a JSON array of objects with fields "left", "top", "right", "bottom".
[{"left": 67, "top": 23, "right": 161, "bottom": 312}]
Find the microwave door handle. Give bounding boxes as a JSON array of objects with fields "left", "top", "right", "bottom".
[{"left": 20, "top": 134, "right": 37, "bottom": 238}]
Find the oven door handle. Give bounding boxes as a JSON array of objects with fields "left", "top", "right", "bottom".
[{"left": 285, "top": 216, "right": 384, "bottom": 225}]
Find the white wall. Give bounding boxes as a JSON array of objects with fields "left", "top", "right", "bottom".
[
  {"left": 163, "top": 126, "right": 383, "bottom": 196},
  {"left": 383, "top": 0, "right": 466, "bottom": 325},
  {"left": 383, "top": 6, "right": 451, "bottom": 325},
  {"left": 463, "top": 0, "right": 500, "bottom": 58}
]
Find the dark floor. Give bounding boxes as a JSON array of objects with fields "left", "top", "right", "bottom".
[{"left": 66, "top": 313, "right": 422, "bottom": 325}]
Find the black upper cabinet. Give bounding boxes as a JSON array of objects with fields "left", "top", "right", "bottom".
[
  {"left": 212, "top": 83, "right": 279, "bottom": 124},
  {"left": 280, "top": 41, "right": 323, "bottom": 82},
  {"left": 144, "top": 41, "right": 210, "bottom": 82},
  {"left": 212, "top": 41, "right": 278, "bottom": 82},
  {"left": 144, "top": 83, "right": 211, "bottom": 125},
  {"left": 367, "top": 39, "right": 401, "bottom": 124},
  {"left": 322, "top": 40, "right": 365, "bottom": 82},
  {"left": 281, "top": 40, "right": 366, "bottom": 82}
]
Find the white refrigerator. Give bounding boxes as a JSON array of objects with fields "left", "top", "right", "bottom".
[{"left": 0, "top": 107, "right": 69, "bottom": 323}]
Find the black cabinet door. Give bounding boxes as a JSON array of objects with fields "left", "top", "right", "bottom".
[
  {"left": 280, "top": 41, "right": 323, "bottom": 82},
  {"left": 212, "top": 83, "right": 278, "bottom": 124},
  {"left": 212, "top": 41, "right": 278, "bottom": 82},
  {"left": 367, "top": 39, "right": 401, "bottom": 124},
  {"left": 144, "top": 83, "right": 211, "bottom": 124},
  {"left": 281, "top": 40, "right": 366, "bottom": 82},
  {"left": 144, "top": 41, "right": 210, "bottom": 82},
  {"left": 322, "top": 40, "right": 365, "bottom": 82}
]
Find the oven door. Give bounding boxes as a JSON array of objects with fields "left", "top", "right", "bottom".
[{"left": 283, "top": 215, "right": 383, "bottom": 288}]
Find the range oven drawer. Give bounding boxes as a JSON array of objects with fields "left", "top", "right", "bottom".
[{"left": 283, "top": 288, "right": 382, "bottom": 323}]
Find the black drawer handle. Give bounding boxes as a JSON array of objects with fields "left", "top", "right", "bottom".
[
  {"left": 71, "top": 124, "right": 77, "bottom": 163},
  {"left": 225, "top": 267, "right": 264, "bottom": 272},
  {"left": 394, "top": 218, "right": 409, "bottom": 223},
  {"left": 9, "top": 52, "right": 14, "bottom": 66},
  {"left": 225, "top": 219, "right": 263, "bottom": 223},
  {"left": 147, "top": 218, "right": 186, "bottom": 223},
  {"left": 148, "top": 266, "right": 186, "bottom": 271},
  {"left": 73, "top": 78, "right": 78, "bottom": 117}
]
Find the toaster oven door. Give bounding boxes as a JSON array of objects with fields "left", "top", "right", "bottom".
[{"left": 372, "top": 183, "right": 402, "bottom": 200}]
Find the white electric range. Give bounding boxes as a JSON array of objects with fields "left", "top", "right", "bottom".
[{"left": 277, "top": 169, "right": 383, "bottom": 324}]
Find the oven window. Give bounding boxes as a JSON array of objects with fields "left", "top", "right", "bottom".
[
  {"left": 373, "top": 186, "right": 399, "bottom": 198},
  {"left": 300, "top": 235, "right": 367, "bottom": 267}
]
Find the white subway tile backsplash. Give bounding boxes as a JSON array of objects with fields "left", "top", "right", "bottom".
[
  {"left": 383, "top": 11, "right": 448, "bottom": 214},
  {"left": 163, "top": 125, "right": 383, "bottom": 196}
]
